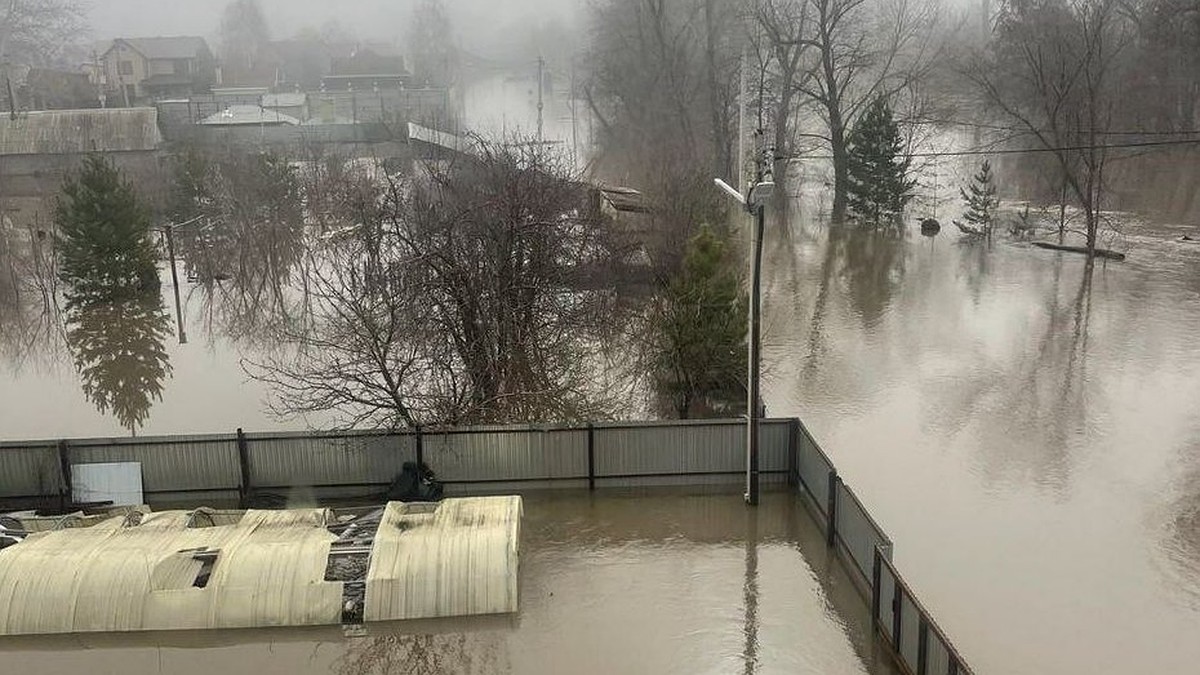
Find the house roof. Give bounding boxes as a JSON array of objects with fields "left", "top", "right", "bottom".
[
  {"left": 104, "top": 36, "right": 210, "bottom": 60},
  {"left": 599, "top": 186, "right": 652, "bottom": 213},
  {"left": 0, "top": 498, "right": 522, "bottom": 635},
  {"left": 199, "top": 105, "right": 301, "bottom": 126},
  {"left": 262, "top": 93, "right": 307, "bottom": 108},
  {"left": 0, "top": 108, "right": 162, "bottom": 156}
]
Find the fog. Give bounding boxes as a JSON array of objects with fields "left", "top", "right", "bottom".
[{"left": 88, "top": 0, "right": 582, "bottom": 57}]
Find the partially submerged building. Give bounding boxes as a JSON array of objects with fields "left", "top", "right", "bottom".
[
  {"left": 0, "top": 108, "right": 164, "bottom": 230},
  {"left": 0, "top": 497, "right": 521, "bottom": 635}
]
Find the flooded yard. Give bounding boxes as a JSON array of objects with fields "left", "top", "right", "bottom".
[{"left": 0, "top": 490, "right": 896, "bottom": 674}]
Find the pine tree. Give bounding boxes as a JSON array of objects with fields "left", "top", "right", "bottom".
[
  {"left": 655, "top": 225, "right": 747, "bottom": 419},
  {"left": 960, "top": 159, "right": 1000, "bottom": 239},
  {"left": 56, "top": 155, "right": 160, "bottom": 307},
  {"left": 846, "top": 97, "right": 916, "bottom": 227}
]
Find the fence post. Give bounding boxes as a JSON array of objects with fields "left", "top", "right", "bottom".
[
  {"left": 892, "top": 582, "right": 903, "bottom": 655},
  {"left": 787, "top": 419, "right": 799, "bottom": 488},
  {"left": 236, "top": 428, "right": 251, "bottom": 508},
  {"left": 871, "top": 546, "right": 882, "bottom": 633},
  {"left": 57, "top": 440, "right": 72, "bottom": 511},
  {"left": 917, "top": 616, "right": 930, "bottom": 675},
  {"left": 826, "top": 471, "right": 839, "bottom": 547},
  {"left": 586, "top": 423, "right": 596, "bottom": 490},
  {"left": 415, "top": 425, "right": 424, "bottom": 468}
]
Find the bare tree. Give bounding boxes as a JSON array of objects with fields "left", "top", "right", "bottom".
[
  {"left": 0, "top": 0, "right": 84, "bottom": 69},
  {"left": 797, "top": 0, "right": 941, "bottom": 223},
  {"left": 247, "top": 139, "right": 640, "bottom": 429},
  {"left": 751, "top": 0, "right": 815, "bottom": 183},
  {"left": 967, "top": 0, "right": 1133, "bottom": 259},
  {"left": 219, "top": 0, "right": 270, "bottom": 73}
]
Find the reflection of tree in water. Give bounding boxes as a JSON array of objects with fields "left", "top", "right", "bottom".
[
  {"left": 333, "top": 632, "right": 503, "bottom": 675},
  {"left": 802, "top": 224, "right": 908, "bottom": 374},
  {"left": 64, "top": 292, "right": 173, "bottom": 434},
  {"left": 171, "top": 149, "right": 308, "bottom": 343},
  {"left": 957, "top": 238, "right": 992, "bottom": 305},
  {"left": 1165, "top": 461, "right": 1200, "bottom": 605},
  {"left": 982, "top": 261, "right": 1094, "bottom": 491}
]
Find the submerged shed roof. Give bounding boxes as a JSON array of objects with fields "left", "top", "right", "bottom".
[
  {"left": 0, "top": 497, "right": 522, "bottom": 635},
  {"left": 0, "top": 108, "right": 162, "bottom": 156}
]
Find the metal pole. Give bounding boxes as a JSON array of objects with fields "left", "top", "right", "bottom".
[
  {"left": 164, "top": 225, "right": 187, "bottom": 344},
  {"left": 747, "top": 201, "right": 763, "bottom": 506}
]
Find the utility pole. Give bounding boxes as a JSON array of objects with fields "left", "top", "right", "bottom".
[
  {"left": 536, "top": 55, "right": 544, "bottom": 143},
  {"left": 162, "top": 223, "right": 189, "bottom": 345}
]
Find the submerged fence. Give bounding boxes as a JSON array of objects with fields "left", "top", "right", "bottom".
[{"left": 0, "top": 417, "right": 972, "bottom": 673}]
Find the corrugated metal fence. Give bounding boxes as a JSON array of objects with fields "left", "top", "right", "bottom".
[{"left": 0, "top": 417, "right": 973, "bottom": 673}]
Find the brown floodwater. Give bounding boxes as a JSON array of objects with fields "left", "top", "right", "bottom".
[
  {"left": 0, "top": 490, "right": 898, "bottom": 675},
  {"left": 761, "top": 176, "right": 1200, "bottom": 674}
]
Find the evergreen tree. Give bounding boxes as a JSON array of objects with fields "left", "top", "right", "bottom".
[
  {"left": 654, "top": 225, "right": 747, "bottom": 419},
  {"left": 960, "top": 159, "right": 1000, "bottom": 238},
  {"left": 846, "top": 97, "right": 916, "bottom": 227},
  {"left": 56, "top": 155, "right": 160, "bottom": 307}
]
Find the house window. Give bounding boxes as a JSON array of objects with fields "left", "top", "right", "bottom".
[{"left": 118, "top": 61, "right": 133, "bottom": 76}]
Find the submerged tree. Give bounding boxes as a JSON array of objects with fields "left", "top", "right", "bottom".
[
  {"left": 960, "top": 159, "right": 1000, "bottom": 239},
  {"left": 846, "top": 97, "right": 915, "bottom": 227},
  {"left": 56, "top": 155, "right": 160, "bottom": 304},
  {"left": 408, "top": 0, "right": 457, "bottom": 87},
  {"left": 653, "top": 224, "right": 747, "bottom": 419},
  {"left": 55, "top": 155, "right": 172, "bottom": 434},
  {"left": 0, "top": 0, "right": 85, "bottom": 70},
  {"left": 247, "top": 139, "right": 638, "bottom": 428},
  {"left": 219, "top": 0, "right": 271, "bottom": 73},
  {"left": 966, "top": 0, "right": 1132, "bottom": 260}
]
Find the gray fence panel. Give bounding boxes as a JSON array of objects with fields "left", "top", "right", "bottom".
[
  {"left": 877, "top": 560, "right": 898, "bottom": 645},
  {"left": 0, "top": 444, "right": 61, "bottom": 497},
  {"left": 426, "top": 429, "right": 586, "bottom": 482},
  {"left": 71, "top": 437, "right": 239, "bottom": 493},
  {"left": 927, "top": 632, "right": 953, "bottom": 675},
  {"left": 594, "top": 422, "right": 743, "bottom": 476},
  {"left": 835, "top": 483, "right": 891, "bottom": 581},
  {"left": 900, "top": 593, "right": 921, "bottom": 670},
  {"left": 760, "top": 420, "right": 790, "bottom": 472},
  {"left": 247, "top": 433, "right": 414, "bottom": 487},
  {"left": 796, "top": 428, "right": 834, "bottom": 514}
]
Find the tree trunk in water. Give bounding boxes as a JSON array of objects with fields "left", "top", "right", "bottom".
[{"left": 830, "top": 121, "right": 849, "bottom": 223}]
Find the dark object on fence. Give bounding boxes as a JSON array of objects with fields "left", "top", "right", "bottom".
[
  {"left": 1031, "top": 241, "right": 1126, "bottom": 260},
  {"left": 385, "top": 462, "right": 444, "bottom": 502},
  {"left": 919, "top": 218, "right": 941, "bottom": 237}
]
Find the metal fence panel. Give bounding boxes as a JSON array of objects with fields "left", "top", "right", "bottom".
[
  {"left": 426, "top": 429, "right": 586, "bottom": 482},
  {"left": 594, "top": 422, "right": 743, "bottom": 476},
  {"left": 0, "top": 444, "right": 61, "bottom": 497},
  {"left": 900, "top": 593, "right": 921, "bottom": 670},
  {"left": 835, "top": 483, "right": 890, "bottom": 582},
  {"left": 927, "top": 631, "right": 953, "bottom": 675},
  {"left": 760, "top": 420, "right": 790, "bottom": 472},
  {"left": 246, "top": 433, "right": 414, "bottom": 487},
  {"left": 877, "top": 559, "right": 898, "bottom": 644},
  {"left": 795, "top": 428, "right": 834, "bottom": 515},
  {"left": 71, "top": 437, "right": 239, "bottom": 493}
]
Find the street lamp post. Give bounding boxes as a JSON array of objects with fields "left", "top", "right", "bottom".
[{"left": 715, "top": 171, "right": 774, "bottom": 507}]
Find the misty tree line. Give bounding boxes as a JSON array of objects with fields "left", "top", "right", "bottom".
[{"left": 584, "top": 0, "right": 1200, "bottom": 254}]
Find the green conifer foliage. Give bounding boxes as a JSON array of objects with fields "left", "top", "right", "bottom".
[
  {"left": 960, "top": 159, "right": 1000, "bottom": 237},
  {"left": 846, "top": 97, "right": 916, "bottom": 227}
]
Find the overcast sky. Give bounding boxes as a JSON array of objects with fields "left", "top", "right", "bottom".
[{"left": 87, "top": 0, "right": 582, "bottom": 56}]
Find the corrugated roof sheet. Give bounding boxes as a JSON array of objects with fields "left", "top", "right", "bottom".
[
  {"left": 0, "top": 108, "right": 162, "bottom": 156},
  {"left": 0, "top": 497, "right": 521, "bottom": 635}
]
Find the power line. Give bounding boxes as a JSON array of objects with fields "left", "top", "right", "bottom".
[
  {"left": 786, "top": 136, "right": 1200, "bottom": 160},
  {"left": 917, "top": 118, "right": 1200, "bottom": 137}
]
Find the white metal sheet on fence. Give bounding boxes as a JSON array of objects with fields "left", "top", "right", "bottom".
[
  {"left": 796, "top": 430, "right": 834, "bottom": 515},
  {"left": 835, "top": 482, "right": 889, "bottom": 582},
  {"left": 71, "top": 438, "right": 240, "bottom": 492},
  {"left": 900, "top": 593, "right": 921, "bottom": 670},
  {"left": 71, "top": 462, "right": 143, "bottom": 506}
]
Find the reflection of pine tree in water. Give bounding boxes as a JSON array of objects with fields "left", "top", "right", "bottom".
[
  {"left": 65, "top": 292, "right": 173, "bottom": 434},
  {"left": 334, "top": 633, "right": 503, "bottom": 675}
]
